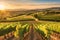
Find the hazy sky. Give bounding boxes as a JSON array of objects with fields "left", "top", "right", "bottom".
[
  {"left": 0, "top": 0, "right": 60, "bottom": 9},
  {"left": 0, "top": 0, "right": 60, "bottom": 3}
]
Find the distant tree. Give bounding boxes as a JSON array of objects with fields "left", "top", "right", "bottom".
[{"left": 34, "top": 14, "right": 38, "bottom": 18}]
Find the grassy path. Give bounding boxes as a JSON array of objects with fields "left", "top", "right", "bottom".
[{"left": 23, "top": 24, "right": 45, "bottom": 40}]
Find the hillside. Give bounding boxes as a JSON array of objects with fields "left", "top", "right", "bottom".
[{"left": 0, "top": 7, "right": 60, "bottom": 21}]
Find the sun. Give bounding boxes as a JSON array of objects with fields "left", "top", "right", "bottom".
[{"left": 0, "top": 4, "right": 5, "bottom": 10}]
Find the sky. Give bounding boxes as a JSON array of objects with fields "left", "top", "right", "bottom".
[{"left": 0, "top": 0, "right": 60, "bottom": 9}]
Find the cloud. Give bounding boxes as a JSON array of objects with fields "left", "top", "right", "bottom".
[
  {"left": 10, "top": 4, "right": 60, "bottom": 9},
  {"left": 0, "top": 0, "right": 60, "bottom": 3},
  {"left": 0, "top": 0, "right": 60, "bottom": 5},
  {"left": 0, "top": 0, "right": 60, "bottom": 9}
]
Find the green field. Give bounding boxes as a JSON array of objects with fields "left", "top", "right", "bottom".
[
  {"left": 0, "top": 21, "right": 60, "bottom": 40},
  {"left": 0, "top": 8, "right": 60, "bottom": 40}
]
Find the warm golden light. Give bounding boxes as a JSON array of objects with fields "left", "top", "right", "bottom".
[{"left": 0, "top": 4, "right": 5, "bottom": 10}]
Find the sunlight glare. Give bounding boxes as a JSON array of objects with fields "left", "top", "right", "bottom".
[{"left": 0, "top": 4, "right": 5, "bottom": 10}]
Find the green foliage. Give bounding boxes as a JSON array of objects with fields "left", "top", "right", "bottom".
[
  {"left": 0, "top": 21, "right": 60, "bottom": 40},
  {"left": 33, "top": 22, "right": 60, "bottom": 39},
  {"left": 0, "top": 25, "right": 16, "bottom": 36},
  {"left": 14, "top": 23, "right": 30, "bottom": 40},
  {"left": 34, "top": 13, "right": 60, "bottom": 21}
]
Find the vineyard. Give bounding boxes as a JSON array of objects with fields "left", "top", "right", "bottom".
[{"left": 0, "top": 21, "right": 60, "bottom": 40}]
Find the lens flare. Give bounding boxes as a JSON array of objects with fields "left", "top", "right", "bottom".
[{"left": 0, "top": 4, "right": 5, "bottom": 10}]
